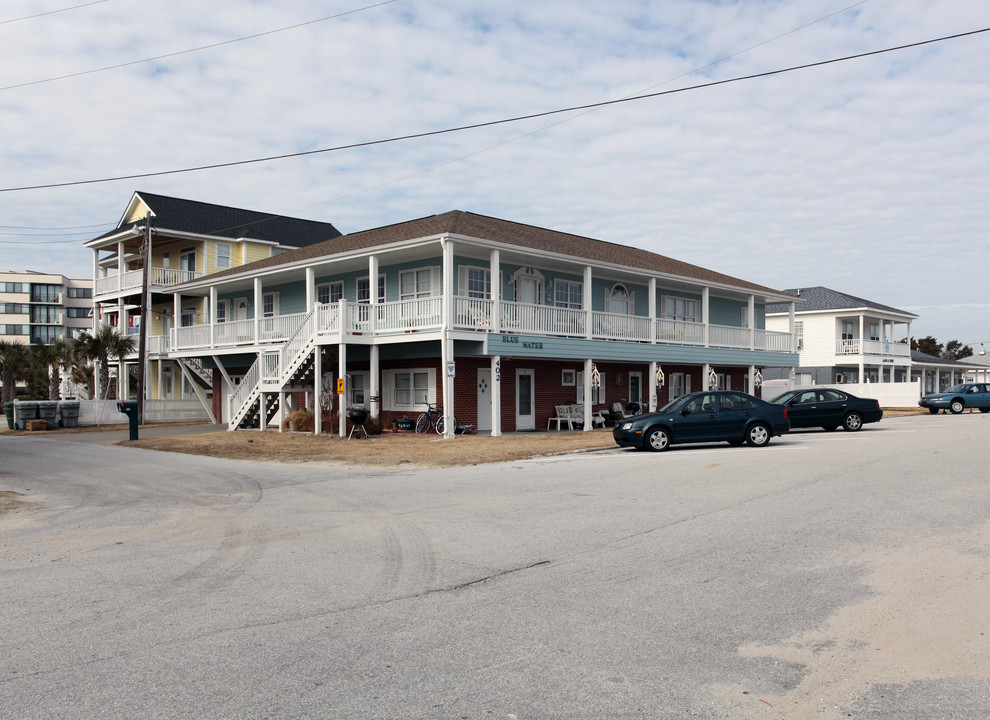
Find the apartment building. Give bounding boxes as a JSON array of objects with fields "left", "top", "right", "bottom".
[{"left": 0, "top": 270, "right": 94, "bottom": 344}]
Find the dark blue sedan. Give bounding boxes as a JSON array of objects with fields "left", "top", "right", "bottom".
[{"left": 612, "top": 391, "right": 790, "bottom": 451}]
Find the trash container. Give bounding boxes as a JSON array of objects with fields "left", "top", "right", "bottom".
[
  {"left": 59, "top": 400, "right": 80, "bottom": 428},
  {"left": 3, "top": 402, "right": 13, "bottom": 430},
  {"left": 118, "top": 400, "right": 139, "bottom": 440},
  {"left": 37, "top": 401, "right": 58, "bottom": 429},
  {"left": 15, "top": 401, "right": 38, "bottom": 431}
]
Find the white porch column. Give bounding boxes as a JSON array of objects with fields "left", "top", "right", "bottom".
[
  {"left": 748, "top": 295, "right": 756, "bottom": 350},
  {"left": 260, "top": 392, "right": 268, "bottom": 431},
  {"left": 253, "top": 277, "right": 262, "bottom": 344},
  {"left": 583, "top": 266, "right": 593, "bottom": 339},
  {"left": 117, "top": 241, "right": 125, "bottom": 292},
  {"left": 749, "top": 364, "right": 757, "bottom": 396},
  {"left": 490, "top": 355, "right": 502, "bottom": 437},
  {"left": 173, "top": 293, "right": 181, "bottom": 347},
  {"left": 704, "top": 363, "right": 712, "bottom": 391},
  {"left": 306, "top": 267, "right": 315, "bottom": 311},
  {"left": 368, "top": 254, "right": 379, "bottom": 335},
  {"left": 338, "top": 343, "right": 347, "bottom": 438},
  {"left": 278, "top": 390, "right": 287, "bottom": 433},
  {"left": 441, "top": 238, "right": 455, "bottom": 439},
  {"left": 788, "top": 302, "right": 796, "bottom": 351},
  {"left": 702, "top": 287, "right": 710, "bottom": 347},
  {"left": 649, "top": 361, "right": 659, "bottom": 411},
  {"left": 209, "top": 286, "right": 217, "bottom": 348},
  {"left": 583, "top": 358, "right": 594, "bottom": 431},
  {"left": 314, "top": 345, "right": 322, "bottom": 435},
  {"left": 370, "top": 344, "right": 380, "bottom": 420},
  {"left": 649, "top": 278, "right": 657, "bottom": 344},
  {"left": 491, "top": 249, "right": 501, "bottom": 333}
]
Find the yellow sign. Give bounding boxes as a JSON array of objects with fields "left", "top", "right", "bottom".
[{"left": 336, "top": 378, "right": 345, "bottom": 394}]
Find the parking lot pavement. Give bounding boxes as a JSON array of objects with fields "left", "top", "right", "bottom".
[{"left": 1, "top": 414, "right": 988, "bottom": 719}]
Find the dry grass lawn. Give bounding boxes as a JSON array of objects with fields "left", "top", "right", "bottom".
[{"left": 123, "top": 428, "right": 617, "bottom": 467}]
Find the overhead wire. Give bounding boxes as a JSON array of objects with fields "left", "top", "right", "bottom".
[
  {"left": 0, "top": 0, "right": 107, "bottom": 26},
  {"left": 2, "top": 26, "right": 987, "bottom": 195},
  {"left": 0, "top": 0, "right": 401, "bottom": 92}
]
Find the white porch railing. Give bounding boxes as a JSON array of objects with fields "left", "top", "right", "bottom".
[
  {"left": 169, "top": 296, "right": 796, "bottom": 353},
  {"left": 655, "top": 318, "right": 705, "bottom": 345},
  {"left": 95, "top": 267, "right": 203, "bottom": 297},
  {"left": 260, "top": 311, "right": 307, "bottom": 342},
  {"left": 709, "top": 324, "right": 753, "bottom": 349},
  {"left": 836, "top": 339, "right": 911, "bottom": 357}
]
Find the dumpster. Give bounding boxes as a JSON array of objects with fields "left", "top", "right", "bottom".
[
  {"left": 37, "top": 401, "right": 58, "bottom": 429},
  {"left": 4, "top": 402, "right": 13, "bottom": 430},
  {"left": 118, "top": 400, "right": 139, "bottom": 440},
  {"left": 59, "top": 400, "right": 80, "bottom": 428},
  {"left": 15, "top": 401, "right": 38, "bottom": 431}
]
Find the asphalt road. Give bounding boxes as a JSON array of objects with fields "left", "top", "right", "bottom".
[{"left": 1, "top": 415, "right": 988, "bottom": 719}]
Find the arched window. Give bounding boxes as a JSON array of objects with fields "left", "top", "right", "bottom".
[{"left": 606, "top": 283, "right": 633, "bottom": 315}]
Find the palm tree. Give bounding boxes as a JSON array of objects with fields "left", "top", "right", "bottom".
[
  {"left": 72, "top": 326, "right": 136, "bottom": 400},
  {"left": 0, "top": 340, "right": 29, "bottom": 404},
  {"left": 29, "top": 339, "right": 69, "bottom": 400}
]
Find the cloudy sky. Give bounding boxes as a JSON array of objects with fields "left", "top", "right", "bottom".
[{"left": 2, "top": 0, "right": 988, "bottom": 347}]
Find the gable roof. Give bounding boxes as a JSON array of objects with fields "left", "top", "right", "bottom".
[
  {"left": 766, "top": 286, "right": 916, "bottom": 317},
  {"left": 190, "top": 210, "right": 794, "bottom": 298},
  {"left": 90, "top": 192, "right": 341, "bottom": 247}
]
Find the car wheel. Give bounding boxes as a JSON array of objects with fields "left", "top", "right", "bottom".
[
  {"left": 928, "top": 407, "right": 940, "bottom": 415},
  {"left": 745, "top": 422, "right": 771, "bottom": 447},
  {"left": 842, "top": 412, "right": 863, "bottom": 431},
  {"left": 950, "top": 399, "right": 964, "bottom": 414},
  {"left": 644, "top": 426, "right": 670, "bottom": 451},
  {"left": 822, "top": 425, "right": 838, "bottom": 432}
]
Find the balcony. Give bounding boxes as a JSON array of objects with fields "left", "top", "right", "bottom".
[
  {"left": 95, "top": 267, "right": 204, "bottom": 299},
  {"left": 836, "top": 339, "right": 911, "bottom": 358},
  {"left": 170, "top": 297, "right": 795, "bottom": 354}
]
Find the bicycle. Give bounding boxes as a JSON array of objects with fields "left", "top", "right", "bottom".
[{"left": 415, "top": 403, "right": 457, "bottom": 434}]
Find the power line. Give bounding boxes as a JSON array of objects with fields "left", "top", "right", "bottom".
[
  {"left": 1, "top": 0, "right": 400, "bottom": 92},
  {"left": 2, "top": 26, "right": 987, "bottom": 194},
  {"left": 0, "top": 0, "right": 107, "bottom": 26}
]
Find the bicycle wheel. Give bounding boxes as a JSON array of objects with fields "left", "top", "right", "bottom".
[
  {"left": 436, "top": 415, "right": 457, "bottom": 434},
  {"left": 415, "top": 413, "right": 431, "bottom": 433}
]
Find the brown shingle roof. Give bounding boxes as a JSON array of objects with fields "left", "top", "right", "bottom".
[{"left": 190, "top": 210, "right": 791, "bottom": 297}]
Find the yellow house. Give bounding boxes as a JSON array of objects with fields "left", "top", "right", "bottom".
[{"left": 85, "top": 191, "right": 341, "bottom": 409}]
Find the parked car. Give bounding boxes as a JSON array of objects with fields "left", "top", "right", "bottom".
[
  {"left": 612, "top": 390, "right": 790, "bottom": 451},
  {"left": 918, "top": 383, "right": 990, "bottom": 414},
  {"left": 767, "top": 388, "right": 883, "bottom": 431}
]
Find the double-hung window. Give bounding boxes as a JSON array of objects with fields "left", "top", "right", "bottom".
[
  {"left": 662, "top": 296, "right": 700, "bottom": 322},
  {"left": 464, "top": 267, "right": 491, "bottom": 299},
  {"left": 216, "top": 243, "right": 231, "bottom": 270},
  {"left": 554, "top": 280, "right": 582, "bottom": 309},
  {"left": 262, "top": 292, "right": 278, "bottom": 318},
  {"left": 317, "top": 281, "right": 343, "bottom": 305},
  {"left": 384, "top": 368, "right": 435, "bottom": 410},
  {"left": 400, "top": 269, "right": 433, "bottom": 300},
  {"left": 358, "top": 276, "right": 386, "bottom": 304}
]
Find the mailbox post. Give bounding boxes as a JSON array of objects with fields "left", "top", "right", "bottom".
[{"left": 118, "top": 400, "right": 139, "bottom": 441}]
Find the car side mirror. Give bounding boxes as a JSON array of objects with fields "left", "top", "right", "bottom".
[{"left": 680, "top": 409, "right": 691, "bottom": 416}]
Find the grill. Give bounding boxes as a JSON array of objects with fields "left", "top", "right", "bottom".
[{"left": 347, "top": 408, "right": 369, "bottom": 439}]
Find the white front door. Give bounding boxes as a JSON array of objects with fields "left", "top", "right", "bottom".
[
  {"left": 477, "top": 368, "right": 492, "bottom": 432},
  {"left": 515, "top": 369, "right": 535, "bottom": 431}
]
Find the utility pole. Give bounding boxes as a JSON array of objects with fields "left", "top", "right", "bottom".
[{"left": 136, "top": 213, "right": 151, "bottom": 425}]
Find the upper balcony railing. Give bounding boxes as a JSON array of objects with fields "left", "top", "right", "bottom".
[
  {"left": 836, "top": 339, "right": 911, "bottom": 358},
  {"left": 95, "top": 267, "right": 204, "bottom": 298},
  {"left": 168, "top": 296, "right": 796, "bottom": 354}
]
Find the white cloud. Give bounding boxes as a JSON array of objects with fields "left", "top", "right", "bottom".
[{"left": 2, "top": 0, "right": 988, "bottom": 343}]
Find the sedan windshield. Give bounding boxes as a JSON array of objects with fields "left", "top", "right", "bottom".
[
  {"left": 944, "top": 384, "right": 969, "bottom": 393},
  {"left": 658, "top": 396, "right": 686, "bottom": 412}
]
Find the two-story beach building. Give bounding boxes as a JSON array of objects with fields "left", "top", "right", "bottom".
[{"left": 160, "top": 210, "right": 799, "bottom": 435}]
